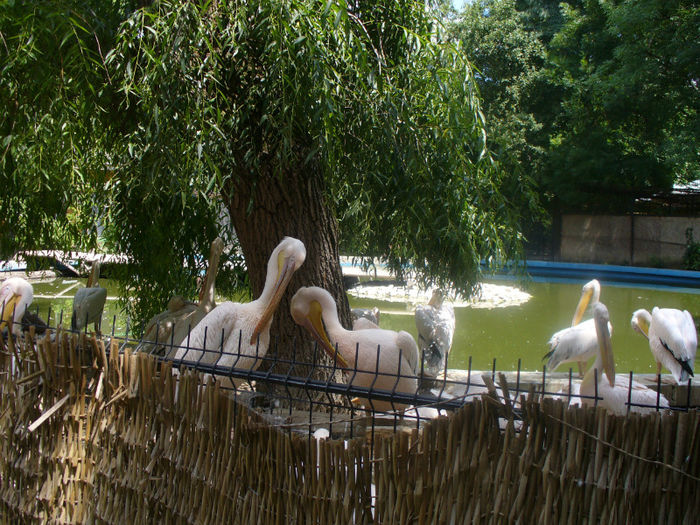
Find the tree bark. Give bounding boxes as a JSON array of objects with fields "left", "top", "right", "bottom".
[{"left": 224, "top": 160, "right": 352, "bottom": 382}]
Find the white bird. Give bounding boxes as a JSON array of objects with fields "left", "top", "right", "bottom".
[
  {"left": 580, "top": 302, "right": 669, "bottom": 416},
  {"left": 414, "top": 289, "right": 455, "bottom": 378},
  {"left": 139, "top": 237, "right": 224, "bottom": 356},
  {"left": 0, "top": 277, "right": 33, "bottom": 338},
  {"left": 545, "top": 279, "right": 608, "bottom": 376},
  {"left": 631, "top": 308, "right": 696, "bottom": 384},
  {"left": 174, "top": 237, "right": 306, "bottom": 386},
  {"left": 290, "top": 286, "right": 419, "bottom": 412},
  {"left": 71, "top": 261, "right": 108, "bottom": 334}
]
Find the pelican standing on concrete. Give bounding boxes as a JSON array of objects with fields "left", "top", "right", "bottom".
[
  {"left": 631, "top": 308, "right": 696, "bottom": 384},
  {"left": 71, "top": 261, "right": 108, "bottom": 334},
  {"left": 291, "top": 286, "right": 419, "bottom": 412},
  {"left": 0, "top": 277, "right": 33, "bottom": 338},
  {"left": 415, "top": 289, "right": 455, "bottom": 378},
  {"left": 545, "top": 279, "right": 609, "bottom": 376},
  {"left": 174, "top": 237, "right": 306, "bottom": 385},
  {"left": 580, "top": 303, "right": 669, "bottom": 415}
]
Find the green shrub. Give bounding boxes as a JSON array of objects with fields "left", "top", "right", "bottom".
[{"left": 683, "top": 228, "right": 700, "bottom": 270}]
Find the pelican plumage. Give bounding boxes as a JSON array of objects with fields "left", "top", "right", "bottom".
[
  {"left": 580, "top": 302, "right": 669, "bottom": 415},
  {"left": 290, "top": 286, "right": 419, "bottom": 412},
  {"left": 174, "top": 237, "right": 306, "bottom": 385},
  {"left": 545, "top": 279, "right": 608, "bottom": 376},
  {"left": 415, "top": 289, "right": 455, "bottom": 378},
  {"left": 138, "top": 237, "right": 224, "bottom": 355},
  {"left": 0, "top": 277, "right": 33, "bottom": 338},
  {"left": 71, "top": 261, "right": 107, "bottom": 334},
  {"left": 631, "top": 308, "right": 696, "bottom": 384}
]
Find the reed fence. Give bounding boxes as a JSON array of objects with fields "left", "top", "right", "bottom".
[{"left": 1, "top": 326, "right": 698, "bottom": 524}]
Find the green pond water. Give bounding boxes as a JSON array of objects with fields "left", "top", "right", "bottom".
[{"left": 29, "top": 277, "right": 700, "bottom": 374}]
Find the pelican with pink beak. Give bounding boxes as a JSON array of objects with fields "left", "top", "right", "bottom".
[
  {"left": 174, "top": 237, "right": 306, "bottom": 384},
  {"left": 290, "top": 286, "right": 419, "bottom": 412}
]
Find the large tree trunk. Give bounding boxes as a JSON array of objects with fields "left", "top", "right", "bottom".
[{"left": 224, "top": 162, "right": 352, "bottom": 382}]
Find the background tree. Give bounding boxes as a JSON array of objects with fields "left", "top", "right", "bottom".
[
  {"left": 100, "top": 0, "right": 536, "bottom": 364},
  {"left": 2, "top": 1, "right": 538, "bottom": 377},
  {"left": 0, "top": 1, "right": 135, "bottom": 257},
  {"left": 449, "top": 0, "right": 553, "bottom": 249},
  {"left": 543, "top": 0, "right": 699, "bottom": 212}
]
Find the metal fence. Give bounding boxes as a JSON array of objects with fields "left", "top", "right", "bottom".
[
  {"left": 5, "top": 307, "right": 693, "bottom": 438},
  {"left": 2, "top": 315, "right": 699, "bottom": 524}
]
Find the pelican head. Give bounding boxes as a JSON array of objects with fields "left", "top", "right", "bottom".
[
  {"left": 250, "top": 236, "right": 306, "bottom": 344},
  {"left": 572, "top": 279, "right": 601, "bottom": 326},
  {"left": 427, "top": 288, "right": 446, "bottom": 308},
  {"left": 593, "top": 302, "right": 615, "bottom": 387},
  {"left": 0, "top": 277, "right": 34, "bottom": 336},
  {"left": 290, "top": 286, "right": 349, "bottom": 368},
  {"left": 630, "top": 309, "right": 651, "bottom": 339}
]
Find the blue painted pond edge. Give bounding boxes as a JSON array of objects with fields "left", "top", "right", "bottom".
[{"left": 489, "top": 260, "right": 700, "bottom": 289}]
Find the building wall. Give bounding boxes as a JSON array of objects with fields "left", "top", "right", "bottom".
[{"left": 561, "top": 215, "right": 700, "bottom": 266}]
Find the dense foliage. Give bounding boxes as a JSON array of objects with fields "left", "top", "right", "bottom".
[
  {"left": 452, "top": 0, "right": 699, "bottom": 214},
  {"left": 2, "top": 0, "right": 539, "bottom": 327}
]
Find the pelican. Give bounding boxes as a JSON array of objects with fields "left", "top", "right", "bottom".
[
  {"left": 580, "top": 303, "right": 669, "bottom": 415},
  {"left": 544, "top": 279, "right": 608, "bottom": 376},
  {"left": 415, "top": 289, "right": 455, "bottom": 378},
  {"left": 71, "top": 261, "right": 108, "bottom": 334},
  {"left": 173, "top": 236, "right": 306, "bottom": 385},
  {"left": 138, "top": 237, "right": 224, "bottom": 355},
  {"left": 290, "top": 286, "right": 419, "bottom": 412},
  {"left": 631, "top": 308, "right": 696, "bottom": 384},
  {"left": 0, "top": 277, "right": 33, "bottom": 338}
]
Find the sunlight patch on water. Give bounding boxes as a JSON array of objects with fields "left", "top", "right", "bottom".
[{"left": 347, "top": 282, "right": 531, "bottom": 309}]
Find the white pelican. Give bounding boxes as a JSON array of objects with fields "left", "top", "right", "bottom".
[
  {"left": 138, "top": 237, "right": 224, "bottom": 355},
  {"left": 631, "top": 308, "right": 696, "bottom": 384},
  {"left": 545, "top": 279, "right": 608, "bottom": 376},
  {"left": 414, "top": 289, "right": 455, "bottom": 378},
  {"left": 71, "top": 261, "right": 108, "bottom": 334},
  {"left": 0, "top": 277, "right": 33, "bottom": 338},
  {"left": 174, "top": 237, "right": 306, "bottom": 385},
  {"left": 580, "top": 302, "right": 669, "bottom": 415},
  {"left": 290, "top": 286, "right": 419, "bottom": 412}
]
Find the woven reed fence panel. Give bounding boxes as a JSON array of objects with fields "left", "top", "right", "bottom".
[{"left": 1, "top": 330, "right": 699, "bottom": 524}]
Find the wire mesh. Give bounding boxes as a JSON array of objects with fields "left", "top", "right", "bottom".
[
  {"left": 1, "top": 303, "right": 694, "bottom": 443},
  {"left": 2, "top": 306, "right": 699, "bottom": 524}
]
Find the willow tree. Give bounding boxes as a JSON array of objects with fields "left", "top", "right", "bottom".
[{"left": 3, "top": 1, "right": 537, "bottom": 369}]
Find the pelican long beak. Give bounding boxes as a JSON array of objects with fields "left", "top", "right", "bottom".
[
  {"left": 631, "top": 312, "right": 650, "bottom": 339},
  {"left": 594, "top": 306, "right": 615, "bottom": 388},
  {"left": 571, "top": 286, "right": 594, "bottom": 326},
  {"left": 250, "top": 252, "right": 298, "bottom": 344},
  {"left": 300, "top": 300, "right": 349, "bottom": 368},
  {"left": 0, "top": 293, "right": 21, "bottom": 331}
]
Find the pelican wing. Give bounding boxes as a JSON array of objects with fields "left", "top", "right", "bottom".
[
  {"left": 415, "top": 304, "right": 437, "bottom": 347},
  {"left": 650, "top": 308, "right": 697, "bottom": 382},
  {"left": 72, "top": 286, "right": 107, "bottom": 330},
  {"left": 583, "top": 374, "right": 670, "bottom": 416},
  {"left": 545, "top": 319, "right": 609, "bottom": 371},
  {"left": 415, "top": 303, "right": 455, "bottom": 354},
  {"left": 175, "top": 301, "right": 240, "bottom": 365},
  {"left": 396, "top": 330, "right": 420, "bottom": 374}
]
